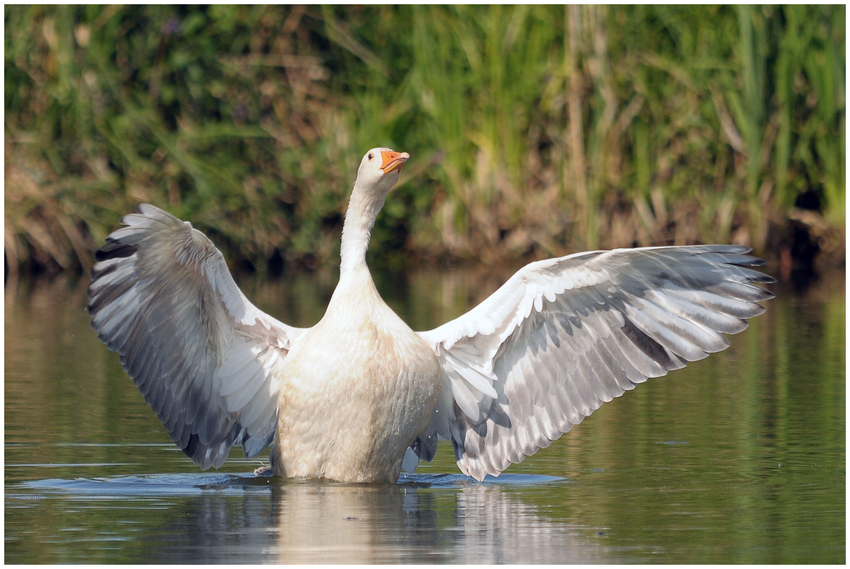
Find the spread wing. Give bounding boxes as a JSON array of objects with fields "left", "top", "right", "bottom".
[
  {"left": 87, "top": 204, "right": 306, "bottom": 469},
  {"left": 412, "top": 245, "right": 774, "bottom": 480}
]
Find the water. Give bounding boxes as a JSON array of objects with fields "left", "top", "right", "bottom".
[{"left": 5, "top": 266, "right": 845, "bottom": 563}]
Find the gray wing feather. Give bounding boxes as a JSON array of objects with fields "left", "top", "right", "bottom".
[
  {"left": 417, "top": 245, "right": 774, "bottom": 480},
  {"left": 88, "top": 204, "right": 304, "bottom": 469}
]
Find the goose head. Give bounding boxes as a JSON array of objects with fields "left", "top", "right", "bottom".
[{"left": 355, "top": 147, "right": 410, "bottom": 197}]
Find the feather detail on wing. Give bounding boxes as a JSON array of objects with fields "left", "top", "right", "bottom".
[
  {"left": 415, "top": 245, "right": 774, "bottom": 481},
  {"left": 87, "top": 204, "right": 305, "bottom": 469}
]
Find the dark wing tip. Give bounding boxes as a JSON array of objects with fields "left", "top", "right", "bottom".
[
  {"left": 698, "top": 247, "right": 776, "bottom": 286},
  {"left": 93, "top": 240, "right": 139, "bottom": 265}
]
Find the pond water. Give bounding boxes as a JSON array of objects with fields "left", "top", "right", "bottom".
[{"left": 5, "top": 264, "right": 845, "bottom": 563}]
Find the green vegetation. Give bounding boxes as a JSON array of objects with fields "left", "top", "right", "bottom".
[{"left": 4, "top": 5, "right": 845, "bottom": 274}]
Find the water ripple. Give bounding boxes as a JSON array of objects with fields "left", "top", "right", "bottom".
[{"left": 13, "top": 471, "right": 565, "bottom": 498}]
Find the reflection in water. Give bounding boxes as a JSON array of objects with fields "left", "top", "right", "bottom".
[
  {"left": 270, "top": 482, "right": 435, "bottom": 564},
  {"left": 98, "top": 475, "right": 614, "bottom": 564},
  {"left": 446, "top": 485, "right": 611, "bottom": 564}
]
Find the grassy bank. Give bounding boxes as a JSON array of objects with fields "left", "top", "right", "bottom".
[{"left": 5, "top": 5, "right": 845, "bottom": 275}]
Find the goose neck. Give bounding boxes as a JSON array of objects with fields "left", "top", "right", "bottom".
[{"left": 340, "top": 183, "right": 384, "bottom": 276}]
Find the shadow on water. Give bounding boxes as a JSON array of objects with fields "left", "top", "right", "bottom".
[{"left": 10, "top": 472, "right": 613, "bottom": 564}]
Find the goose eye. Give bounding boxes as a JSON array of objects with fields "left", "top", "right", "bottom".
[{"left": 367, "top": 153, "right": 374, "bottom": 160}]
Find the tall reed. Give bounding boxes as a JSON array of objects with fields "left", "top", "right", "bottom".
[{"left": 4, "top": 5, "right": 844, "bottom": 274}]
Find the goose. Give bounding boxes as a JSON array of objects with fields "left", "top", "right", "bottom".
[{"left": 87, "top": 147, "right": 775, "bottom": 483}]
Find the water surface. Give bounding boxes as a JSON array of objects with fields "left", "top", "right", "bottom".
[{"left": 5, "top": 266, "right": 845, "bottom": 563}]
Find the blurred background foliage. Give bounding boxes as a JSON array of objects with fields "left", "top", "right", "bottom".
[{"left": 4, "top": 5, "right": 845, "bottom": 276}]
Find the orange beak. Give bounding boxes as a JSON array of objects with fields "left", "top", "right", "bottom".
[{"left": 380, "top": 150, "right": 409, "bottom": 174}]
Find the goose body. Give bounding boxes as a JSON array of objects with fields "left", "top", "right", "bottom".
[
  {"left": 274, "top": 264, "right": 440, "bottom": 482},
  {"left": 88, "top": 147, "right": 774, "bottom": 482}
]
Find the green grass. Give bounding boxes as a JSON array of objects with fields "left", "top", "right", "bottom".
[{"left": 4, "top": 5, "right": 844, "bottom": 274}]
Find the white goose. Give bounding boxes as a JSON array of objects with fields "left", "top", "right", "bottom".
[{"left": 88, "top": 148, "right": 774, "bottom": 483}]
